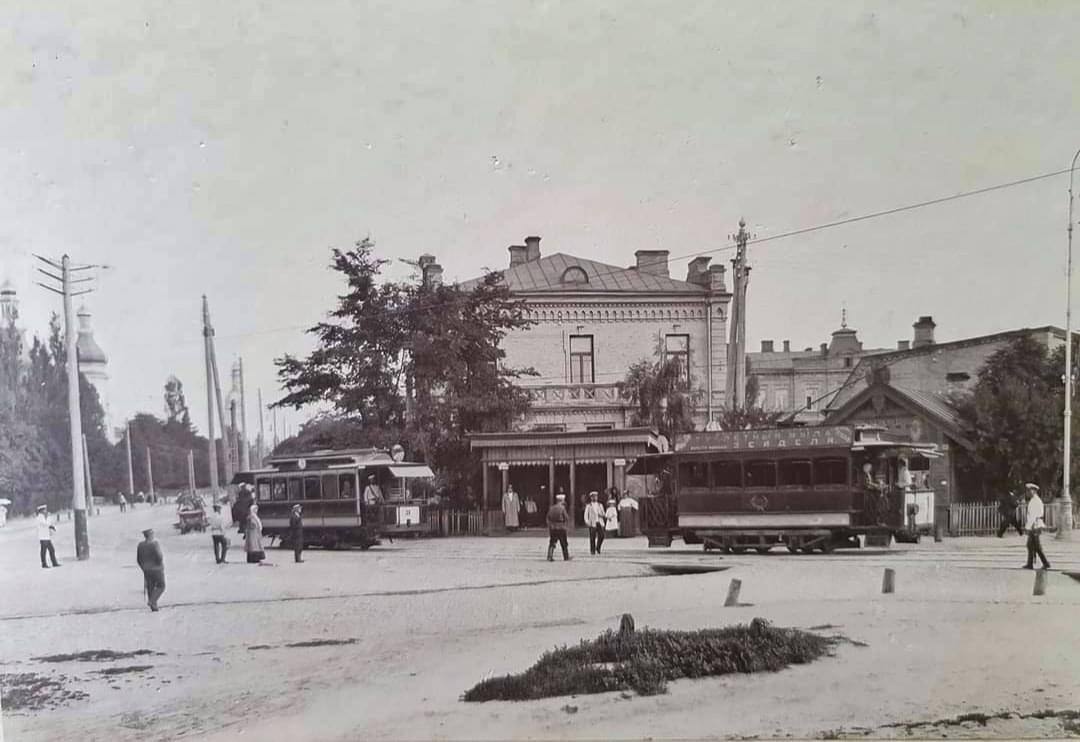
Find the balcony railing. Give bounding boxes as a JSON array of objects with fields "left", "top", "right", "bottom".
[{"left": 526, "top": 383, "right": 634, "bottom": 407}]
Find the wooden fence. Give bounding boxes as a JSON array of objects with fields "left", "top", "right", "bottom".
[
  {"left": 425, "top": 508, "right": 505, "bottom": 537},
  {"left": 948, "top": 500, "right": 1080, "bottom": 537}
]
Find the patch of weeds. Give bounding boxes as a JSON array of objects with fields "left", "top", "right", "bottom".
[
  {"left": 1, "top": 672, "right": 89, "bottom": 711},
  {"left": 34, "top": 649, "right": 161, "bottom": 663},
  {"left": 284, "top": 638, "right": 357, "bottom": 648},
  {"left": 463, "top": 617, "right": 836, "bottom": 702},
  {"left": 95, "top": 665, "right": 154, "bottom": 676},
  {"left": 248, "top": 645, "right": 273, "bottom": 651}
]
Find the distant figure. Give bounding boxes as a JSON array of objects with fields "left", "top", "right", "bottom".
[
  {"left": 546, "top": 493, "right": 571, "bottom": 562},
  {"left": 233, "top": 485, "right": 254, "bottom": 536},
  {"left": 363, "top": 474, "right": 384, "bottom": 506},
  {"left": 1022, "top": 483, "right": 1050, "bottom": 570},
  {"left": 209, "top": 504, "right": 229, "bottom": 564},
  {"left": 523, "top": 493, "right": 538, "bottom": 528},
  {"left": 502, "top": 485, "right": 521, "bottom": 532},
  {"left": 36, "top": 505, "right": 60, "bottom": 569},
  {"left": 0, "top": 502, "right": 7, "bottom": 528},
  {"left": 137, "top": 491, "right": 145, "bottom": 505},
  {"left": 245, "top": 504, "right": 266, "bottom": 564},
  {"left": 584, "top": 491, "right": 606, "bottom": 555},
  {"left": 118, "top": 493, "right": 127, "bottom": 513},
  {"left": 136, "top": 528, "right": 165, "bottom": 611},
  {"left": 290, "top": 504, "right": 304, "bottom": 563},
  {"left": 996, "top": 491, "right": 1024, "bottom": 538},
  {"left": 862, "top": 462, "right": 887, "bottom": 526},
  {"left": 604, "top": 498, "right": 619, "bottom": 542},
  {"left": 618, "top": 491, "right": 639, "bottom": 538}
]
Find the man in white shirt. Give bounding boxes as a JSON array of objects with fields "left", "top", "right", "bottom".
[
  {"left": 1022, "top": 483, "right": 1051, "bottom": 570},
  {"left": 209, "top": 504, "right": 228, "bottom": 564},
  {"left": 37, "top": 505, "right": 60, "bottom": 569},
  {"left": 584, "top": 491, "right": 606, "bottom": 555}
]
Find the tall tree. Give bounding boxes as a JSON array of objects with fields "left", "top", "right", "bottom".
[
  {"left": 618, "top": 355, "right": 696, "bottom": 439},
  {"left": 274, "top": 239, "right": 535, "bottom": 491},
  {"left": 164, "top": 375, "right": 192, "bottom": 429}
]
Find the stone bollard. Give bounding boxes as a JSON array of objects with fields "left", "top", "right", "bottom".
[
  {"left": 882, "top": 568, "right": 895, "bottom": 594},
  {"left": 724, "top": 578, "right": 742, "bottom": 607},
  {"left": 1033, "top": 570, "right": 1048, "bottom": 596}
]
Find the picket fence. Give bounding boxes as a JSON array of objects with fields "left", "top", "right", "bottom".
[
  {"left": 948, "top": 500, "right": 1080, "bottom": 537},
  {"left": 424, "top": 508, "right": 505, "bottom": 537}
]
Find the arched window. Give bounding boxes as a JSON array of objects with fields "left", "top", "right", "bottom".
[{"left": 561, "top": 267, "right": 589, "bottom": 285}]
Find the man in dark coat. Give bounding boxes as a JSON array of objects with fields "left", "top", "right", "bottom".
[
  {"left": 290, "top": 504, "right": 304, "bottom": 563},
  {"left": 232, "top": 485, "right": 253, "bottom": 536},
  {"left": 546, "top": 493, "right": 571, "bottom": 562},
  {"left": 136, "top": 528, "right": 166, "bottom": 611},
  {"left": 996, "top": 491, "right": 1024, "bottom": 537}
]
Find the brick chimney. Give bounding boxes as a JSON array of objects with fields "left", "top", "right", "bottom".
[
  {"left": 708, "top": 264, "right": 727, "bottom": 292},
  {"left": 524, "top": 235, "right": 541, "bottom": 262},
  {"left": 782, "top": 340, "right": 790, "bottom": 353},
  {"left": 897, "top": 340, "right": 911, "bottom": 351},
  {"left": 418, "top": 254, "right": 436, "bottom": 269},
  {"left": 760, "top": 340, "right": 774, "bottom": 353},
  {"left": 913, "top": 316, "right": 936, "bottom": 348},
  {"left": 423, "top": 262, "right": 443, "bottom": 287},
  {"left": 508, "top": 245, "right": 528, "bottom": 267},
  {"left": 635, "top": 250, "right": 670, "bottom": 278},
  {"left": 686, "top": 256, "right": 712, "bottom": 286},
  {"left": 820, "top": 342, "right": 828, "bottom": 356}
]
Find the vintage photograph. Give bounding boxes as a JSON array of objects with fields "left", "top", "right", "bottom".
[{"left": 2, "top": 2, "right": 1079, "bottom": 740}]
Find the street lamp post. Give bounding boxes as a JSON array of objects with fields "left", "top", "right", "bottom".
[{"left": 1059, "top": 148, "right": 1080, "bottom": 541}]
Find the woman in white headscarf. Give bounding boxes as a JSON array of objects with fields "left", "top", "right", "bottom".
[{"left": 245, "top": 503, "right": 266, "bottom": 564}]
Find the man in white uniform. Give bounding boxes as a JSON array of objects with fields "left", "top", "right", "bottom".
[
  {"left": 37, "top": 505, "right": 60, "bottom": 569},
  {"left": 1022, "top": 483, "right": 1050, "bottom": 570}
]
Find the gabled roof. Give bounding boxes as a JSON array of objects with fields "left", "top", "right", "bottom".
[
  {"left": 459, "top": 253, "right": 709, "bottom": 295},
  {"left": 827, "top": 382, "right": 973, "bottom": 450}
]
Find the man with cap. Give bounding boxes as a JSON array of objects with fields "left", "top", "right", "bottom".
[
  {"left": 363, "top": 474, "right": 385, "bottom": 507},
  {"left": 36, "top": 505, "right": 60, "bottom": 569},
  {"left": 289, "top": 503, "right": 305, "bottom": 563},
  {"left": 1022, "top": 483, "right": 1051, "bottom": 570},
  {"left": 209, "top": 504, "right": 229, "bottom": 564},
  {"left": 136, "top": 528, "right": 166, "bottom": 611},
  {"left": 546, "top": 493, "right": 572, "bottom": 562},
  {"left": 584, "top": 491, "right": 606, "bottom": 555}
]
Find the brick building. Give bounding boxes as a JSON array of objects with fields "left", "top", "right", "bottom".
[{"left": 463, "top": 236, "right": 732, "bottom": 522}]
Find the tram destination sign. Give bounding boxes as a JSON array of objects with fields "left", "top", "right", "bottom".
[{"left": 674, "top": 425, "right": 854, "bottom": 453}]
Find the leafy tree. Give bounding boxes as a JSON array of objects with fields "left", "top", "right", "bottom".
[
  {"left": 952, "top": 336, "right": 1076, "bottom": 499},
  {"left": 274, "top": 239, "right": 535, "bottom": 492},
  {"left": 618, "top": 355, "right": 696, "bottom": 439},
  {"left": 164, "top": 375, "right": 192, "bottom": 428}
]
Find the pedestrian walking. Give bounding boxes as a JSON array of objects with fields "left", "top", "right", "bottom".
[
  {"left": 617, "top": 490, "right": 639, "bottom": 537},
  {"left": 118, "top": 492, "right": 127, "bottom": 513},
  {"left": 290, "top": 504, "right": 304, "bottom": 563},
  {"left": 1022, "top": 483, "right": 1051, "bottom": 570},
  {"left": 245, "top": 503, "right": 267, "bottom": 564},
  {"left": 209, "top": 504, "right": 229, "bottom": 563},
  {"left": 996, "top": 490, "right": 1024, "bottom": 537},
  {"left": 36, "top": 505, "right": 60, "bottom": 568},
  {"left": 546, "top": 493, "right": 571, "bottom": 562},
  {"left": 604, "top": 497, "right": 619, "bottom": 544},
  {"left": 584, "top": 491, "right": 605, "bottom": 555},
  {"left": 502, "top": 484, "right": 521, "bottom": 532},
  {"left": 136, "top": 528, "right": 165, "bottom": 611}
]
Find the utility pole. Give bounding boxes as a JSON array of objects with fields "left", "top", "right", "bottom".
[
  {"left": 145, "top": 447, "right": 155, "bottom": 503},
  {"left": 207, "top": 315, "right": 233, "bottom": 486},
  {"left": 125, "top": 422, "right": 135, "bottom": 497},
  {"left": 34, "top": 254, "right": 93, "bottom": 559},
  {"left": 202, "top": 296, "right": 220, "bottom": 500},
  {"left": 81, "top": 434, "right": 94, "bottom": 518},
  {"left": 187, "top": 449, "right": 196, "bottom": 494},
  {"left": 725, "top": 219, "right": 751, "bottom": 408},
  {"left": 257, "top": 387, "right": 267, "bottom": 465},
  {"left": 239, "top": 357, "right": 250, "bottom": 471},
  {"left": 1059, "top": 148, "right": 1080, "bottom": 541}
]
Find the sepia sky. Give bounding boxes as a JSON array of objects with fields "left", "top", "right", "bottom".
[{"left": 2, "top": 1, "right": 1080, "bottom": 439}]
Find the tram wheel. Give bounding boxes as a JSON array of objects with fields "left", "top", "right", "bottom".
[
  {"left": 755, "top": 546, "right": 772, "bottom": 554},
  {"left": 730, "top": 546, "right": 747, "bottom": 554},
  {"left": 786, "top": 544, "right": 801, "bottom": 553}
]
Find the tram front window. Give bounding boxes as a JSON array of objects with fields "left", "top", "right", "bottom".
[{"left": 340, "top": 475, "right": 355, "bottom": 500}]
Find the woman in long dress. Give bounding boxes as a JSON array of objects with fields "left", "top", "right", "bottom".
[
  {"left": 502, "top": 486, "right": 521, "bottom": 532},
  {"left": 245, "top": 503, "right": 266, "bottom": 564}
]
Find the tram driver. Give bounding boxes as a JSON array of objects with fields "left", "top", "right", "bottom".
[{"left": 861, "top": 462, "right": 889, "bottom": 527}]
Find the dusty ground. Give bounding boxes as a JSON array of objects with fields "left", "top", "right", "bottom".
[{"left": 1, "top": 505, "right": 1079, "bottom": 741}]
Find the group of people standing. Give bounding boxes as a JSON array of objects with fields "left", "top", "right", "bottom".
[{"left": 541, "top": 487, "right": 640, "bottom": 561}]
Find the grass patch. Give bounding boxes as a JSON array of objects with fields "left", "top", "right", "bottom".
[
  {"left": 1, "top": 672, "right": 88, "bottom": 711},
  {"left": 94, "top": 665, "right": 154, "bottom": 676},
  {"left": 34, "top": 649, "right": 161, "bottom": 663},
  {"left": 463, "top": 617, "right": 835, "bottom": 702},
  {"left": 284, "top": 638, "right": 357, "bottom": 648}
]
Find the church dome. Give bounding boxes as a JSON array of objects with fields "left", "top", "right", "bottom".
[{"left": 76, "top": 305, "right": 108, "bottom": 365}]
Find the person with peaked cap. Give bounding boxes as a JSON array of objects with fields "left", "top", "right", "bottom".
[
  {"left": 289, "top": 503, "right": 305, "bottom": 563},
  {"left": 545, "top": 493, "right": 571, "bottom": 562},
  {"left": 209, "top": 504, "right": 229, "bottom": 564},
  {"left": 136, "top": 528, "right": 165, "bottom": 611},
  {"left": 36, "top": 505, "right": 60, "bottom": 569},
  {"left": 584, "top": 491, "right": 606, "bottom": 555},
  {"left": 996, "top": 490, "right": 1024, "bottom": 538},
  {"left": 1022, "top": 483, "right": 1051, "bottom": 570}
]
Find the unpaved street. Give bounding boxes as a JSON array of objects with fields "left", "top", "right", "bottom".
[{"left": 2, "top": 505, "right": 1079, "bottom": 740}]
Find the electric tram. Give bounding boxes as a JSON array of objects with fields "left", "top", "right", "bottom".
[
  {"left": 635, "top": 425, "right": 940, "bottom": 553},
  {"left": 235, "top": 447, "right": 436, "bottom": 549}
]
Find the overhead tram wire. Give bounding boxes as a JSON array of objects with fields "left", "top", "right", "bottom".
[{"left": 186, "top": 166, "right": 1074, "bottom": 347}]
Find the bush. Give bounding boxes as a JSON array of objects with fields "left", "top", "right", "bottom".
[{"left": 463, "top": 619, "right": 835, "bottom": 702}]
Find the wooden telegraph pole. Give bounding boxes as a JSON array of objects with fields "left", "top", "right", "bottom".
[
  {"left": 239, "top": 357, "right": 250, "bottom": 471},
  {"left": 725, "top": 219, "right": 751, "bottom": 408},
  {"left": 81, "top": 434, "right": 94, "bottom": 517},
  {"left": 145, "top": 447, "right": 155, "bottom": 502},
  {"left": 34, "top": 254, "right": 92, "bottom": 559},
  {"left": 208, "top": 324, "right": 233, "bottom": 487},
  {"left": 125, "top": 422, "right": 135, "bottom": 498},
  {"left": 202, "top": 296, "right": 221, "bottom": 501},
  {"left": 187, "top": 450, "right": 196, "bottom": 494},
  {"left": 257, "top": 387, "right": 267, "bottom": 465}
]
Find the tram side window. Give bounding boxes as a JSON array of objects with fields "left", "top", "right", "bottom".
[
  {"left": 271, "top": 480, "right": 287, "bottom": 501},
  {"left": 814, "top": 458, "right": 848, "bottom": 486},
  {"left": 710, "top": 460, "right": 742, "bottom": 487},
  {"left": 745, "top": 460, "right": 777, "bottom": 487},
  {"left": 908, "top": 455, "right": 930, "bottom": 472},
  {"left": 287, "top": 478, "right": 303, "bottom": 501},
  {"left": 678, "top": 461, "right": 709, "bottom": 488},
  {"left": 255, "top": 481, "right": 270, "bottom": 501},
  {"left": 304, "top": 476, "right": 321, "bottom": 501},
  {"left": 778, "top": 459, "right": 812, "bottom": 486},
  {"left": 321, "top": 475, "right": 339, "bottom": 500},
  {"left": 340, "top": 475, "right": 356, "bottom": 500}
]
